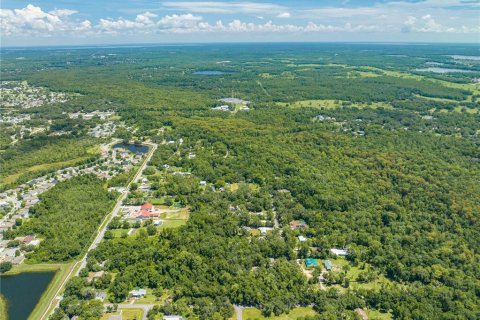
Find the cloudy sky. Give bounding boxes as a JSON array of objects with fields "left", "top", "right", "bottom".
[{"left": 1, "top": 0, "right": 479, "bottom": 46}]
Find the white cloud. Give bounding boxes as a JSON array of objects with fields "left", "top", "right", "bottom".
[
  {"left": 276, "top": 12, "right": 291, "bottom": 18},
  {"left": 1, "top": 3, "right": 478, "bottom": 40},
  {"left": 161, "top": 1, "right": 287, "bottom": 14},
  {"left": 0, "top": 4, "right": 90, "bottom": 36},
  {"left": 157, "top": 14, "right": 204, "bottom": 31},
  {"left": 402, "top": 13, "right": 479, "bottom": 33},
  {"left": 49, "top": 9, "right": 78, "bottom": 17}
]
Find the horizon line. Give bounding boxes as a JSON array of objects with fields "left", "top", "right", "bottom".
[{"left": 2, "top": 40, "right": 480, "bottom": 50}]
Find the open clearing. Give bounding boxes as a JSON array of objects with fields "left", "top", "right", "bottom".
[
  {"left": 1, "top": 156, "right": 93, "bottom": 186},
  {"left": 278, "top": 99, "right": 392, "bottom": 110},
  {"left": 102, "top": 309, "right": 144, "bottom": 320},
  {"left": 243, "top": 307, "right": 317, "bottom": 320}
]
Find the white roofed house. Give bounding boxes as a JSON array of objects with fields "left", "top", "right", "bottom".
[
  {"left": 129, "top": 288, "right": 147, "bottom": 298},
  {"left": 298, "top": 235, "right": 307, "bottom": 242},
  {"left": 258, "top": 227, "right": 273, "bottom": 235},
  {"left": 330, "top": 248, "right": 348, "bottom": 256},
  {"left": 163, "top": 316, "right": 184, "bottom": 320}
]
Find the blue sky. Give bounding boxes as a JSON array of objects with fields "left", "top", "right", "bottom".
[{"left": 1, "top": 1, "right": 479, "bottom": 46}]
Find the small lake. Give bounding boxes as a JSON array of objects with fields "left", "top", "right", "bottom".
[
  {"left": 1, "top": 272, "right": 55, "bottom": 320},
  {"left": 450, "top": 55, "right": 480, "bottom": 61},
  {"left": 193, "top": 70, "right": 231, "bottom": 75},
  {"left": 415, "top": 67, "right": 475, "bottom": 74},
  {"left": 113, "top": 143, "right": 149, "bottom": 154}
]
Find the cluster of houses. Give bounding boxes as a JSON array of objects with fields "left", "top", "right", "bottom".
[
  {"left": 0, "top": 140, "right": 144, "bottom": 267},
  {"left": 304, "top": 248, "right": 349, "bottom": 272},
  {"left": 113, "top": 147, "right": 143, "bottom": 166},
  {"left": 0, "top": 235, "right": 40, "bottom": 265},
  {"left": 88, "top": 121, "right": 117, "bottom": 138},
  {"left": 0, "top": 114, "right": 31, "bottom": 125},
  {"left": 210, "top": 97, "right": 251, "bottom": 112},
  {"left": 68, "top": 110, "right": 115, "bottom": 120},
  {"left": 0, "top": 80, "right": 72, "bottom": 109}
]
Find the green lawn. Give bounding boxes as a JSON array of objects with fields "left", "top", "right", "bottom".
[
  {"left": 323, "top": 258, "right": 392, "bottom": 292},
  {"left": 158, "top": 219, "right": 187, "bottom": 229},
  {"left": 131, "top": 288, "right": 170, "bottom": 305},
  {"left": 102, "top": 308, "right": 144, "bottom": 320},
  {"left": 367, "top": 309, "right": 393, "bottom": 320},
  {"left": 278, "top": 99, "right": 392, "bottom": 110},
  {"left": 243, "top": 307, "right": 317, "bottom": 320},
  {"left": 0, "top": 295, "right": 7, "bottom": 320},
  {"left": 147, "top": 197, "right": 166, "bottom": 205}
]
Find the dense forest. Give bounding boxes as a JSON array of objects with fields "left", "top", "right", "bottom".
[
  {"left": 5, "top": 175, "right": 117, "bottom": 262},
  {"left": 1, "top": 43, "right": 479, "bottom": 319}
]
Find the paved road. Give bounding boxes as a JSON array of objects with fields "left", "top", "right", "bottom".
[
  {"left": 75, "top": 142, "right": 157, "bottom": 274},
  {"left": 40, "top": 141, "right": 157, "bottom": 320},
  {"left": 234, "top": 305, "right": 243, "bottom": 320},
  {"left": 105, "top": 303, "right": 154, "bottom": 320}
]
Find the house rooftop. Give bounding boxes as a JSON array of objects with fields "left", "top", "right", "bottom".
[
  {"left": 330, "top": 248, "right": 348, "bottom": 256},
  {"left": 324, "top": 260, "right": 333, "bottom": 270}
]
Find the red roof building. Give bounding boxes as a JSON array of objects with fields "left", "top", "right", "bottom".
[
  {"left": 140, "top": 203, "right": 153, "bottom": 212},
  {"left": 22, "top": 235, "right": 35, "bottom": 244}
]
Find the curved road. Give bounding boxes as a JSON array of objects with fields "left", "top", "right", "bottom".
[{"left": 40, "top": 141, "right": 157, "bottom": 320}]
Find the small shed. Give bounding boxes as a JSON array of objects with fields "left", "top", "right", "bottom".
[{"left": 324, "top": 260, "right": 333, "bottom": 271}]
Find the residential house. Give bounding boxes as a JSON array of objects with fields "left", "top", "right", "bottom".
[
  {"left": 289, "top": 220, "right": 308, "bottom": 230},
  {"left": 136, "top": 203, "right": 159, "bottom": 219},
  {"left": 95, "top": 292, "right": 107, "bottom": 301},
  {"left": 129, "top": 288, "right": 147, "bottom": 298},
  {"left": 330, "top": 248, "right": 348, "bottom": 256},
  {"left": 258, "top": 227, "right": 273, "bottom": 235},
  {"left": 163, "top": 316, "right": 184, "bottom": 320}
]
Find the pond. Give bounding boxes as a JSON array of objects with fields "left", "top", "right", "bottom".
[
  {"left": 1, "top": 272, "right": 55, "bottom": 320},
  {"left": 193, "top": 70, "right": 231, "bottom": 75},
  {"left": 415, "top": 67, "right": 475, "bottom": 74},
  {"left": 450, "top": 55, "right": 480, "bottom": 61},
  {"left": 113, "top": 143, "right": 149, "bottom": 154}
]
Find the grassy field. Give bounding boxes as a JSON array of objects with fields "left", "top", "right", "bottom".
[
  {"left": 1, "top": 156, "right": 93, "bottom": 186},
  {"left": 158, "top": 219, "right": 187, "bottom": 229},
  {"left": 278, "top": 99, "right": 392, "bottom": 110},
  {"left": 131, "top": 288, "right": 171, "bottom": 305},
  {"left": 367, "top": 309, "right": 393, "bottom": 320},
  {"left": 322, "top": 258, "right": 392, "bottom": 292},
  {"left": 0, "top": 295, "right": 7, "bottom": 320},
  {"left": 1, "top": 263, "right": 72, "bottom": 320},
  {"left": 229, "top": 182, "right": 260, "bottom": 192},
  {"left": 102, "top": 308, "right": 144, "bottom": 320},
  {"left": 243, "top": 307, "right": 317, "bottom": 320}
]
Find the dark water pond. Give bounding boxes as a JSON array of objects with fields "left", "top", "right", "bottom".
[
  {"left": 1, "top": 271, "right": 55, "bottom": 320},
  {"left": 113, "top": 143, "right": 148, "bottom": 154},
  {"left": 193, "top": 70, "right": 231, "bottom": 75}
]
